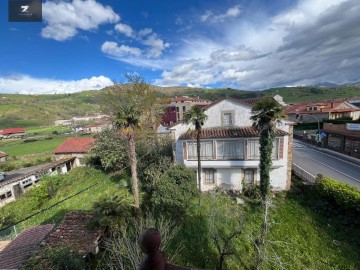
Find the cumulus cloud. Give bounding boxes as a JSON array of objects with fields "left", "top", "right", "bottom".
[
  {"left": 114, "top": 23, "right": 134, "bottom": 37},
  {"left": 0, "top": 74, "right": 113, "bottom": 94},
  {"left": 103, "top": 24, "right": 169, "bottom": 64},
  {"left": 155, "top": 0, "right": 360, "bottom": 89},
  {"left": 42, "top": 0, "right": 119, "bottom": 41},
  {"left": 201, "top": 5, "right": 241, "bottom": 22},
  {"left": 101, "top": 41, "right": 142, "bottom": 57}
]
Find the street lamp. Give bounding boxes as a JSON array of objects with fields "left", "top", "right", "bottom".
[{"left": 295, "top": 113, "right": 321, "bottom": 146}]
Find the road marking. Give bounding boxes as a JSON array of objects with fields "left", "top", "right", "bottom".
[
  {"left": 293, "top": 140, "right": 360, "bottom": 169},
  {"left": 294, "top": 151, "right": 360, "bottom": 183}
]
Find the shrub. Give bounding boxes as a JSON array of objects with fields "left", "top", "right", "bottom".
[
  {"left": 22, "top": 246, "right": 85, "bottom": 270},
  {"left": 148, "top": 165, "right": 197, "bottom": 219},
  {"left": 23, "top": 138, "right": 38, "bottom": 143},
  {"left": 315, "top": 176, "right": 360, "bottom": 214}
]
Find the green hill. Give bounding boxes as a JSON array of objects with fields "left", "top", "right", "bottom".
[{"left": 1, "top": 85, "right": 359, "bottom": 129}]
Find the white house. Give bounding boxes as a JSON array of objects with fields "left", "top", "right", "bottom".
[{"left": 170, "top": 98, "right": 294, "bottom": 192}]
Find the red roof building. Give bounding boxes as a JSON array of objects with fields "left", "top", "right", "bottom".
[
  {"left": 54, "top": 137, "right": 95, "bottom": 154},
  {"left": 53, "top": 137, "right": 95, "bottom": 167},
  {"left": 0, "top": 128, "right": 26, "bottom": 138}
]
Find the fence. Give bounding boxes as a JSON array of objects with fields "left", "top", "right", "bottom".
[{"left": 292, "top": 163, "right": 316, "bottom": 183}]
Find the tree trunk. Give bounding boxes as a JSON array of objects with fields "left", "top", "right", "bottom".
[
  {"left": 128, "top": 132, "right": 140, "bottom": 209},
  {"left": 197, "top": 129, "right": 202, "bottom": 202}
]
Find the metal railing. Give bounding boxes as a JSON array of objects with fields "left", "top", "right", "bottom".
[{"left": 292, "top": 163, "right": 315, "bottom": 183}]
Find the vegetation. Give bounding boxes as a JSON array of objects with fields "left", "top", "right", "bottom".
[
  {"left": 148, "top": 164, "right": 197, "bottom": 218},
  {"left": 251, "top": 98, "right": 285, "bottom": 199},
  {"left": 100, "top": 74, "right": 161, "bottom": 209},
  {"left": 0, "top": 153, "right": 53, "bottom": 172},
  {"left": 0, "top": 168, "right": 131, "bottom": 231},
  {"left": 0, "top": 135, "right": 69, "bottom": 157},
  {"left": 184, "top": 105, "right": 208, "bottom": 198},
  {"left": 316, "top": 175, "right": 360, "bottom": 214}
]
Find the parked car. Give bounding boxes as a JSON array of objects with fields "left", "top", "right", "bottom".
[{"left": 0, "top": 172, "right": 5, "bottom": 181}]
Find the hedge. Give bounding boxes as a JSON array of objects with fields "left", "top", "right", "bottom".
[{"left": 315, "top": 176, "right": 360, "bottom": 214}]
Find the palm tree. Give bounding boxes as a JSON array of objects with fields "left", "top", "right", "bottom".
[
  {"left": 100, "top": 74, "right": 158, "bottom": 209},
  {"left": 184, "top": 105, "right": 208, "bottom": 195},
  {"left": 250, "top": 98, "right": 285, "bottom": 200}
]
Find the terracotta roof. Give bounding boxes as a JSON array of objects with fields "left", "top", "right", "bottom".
[
  {"left": 285, "top": 100, "right": 360, "bottom": 114},
  {"left": 0, "top": 128, "right": 26, "bottom": 135},
  {"left": 0, "top": 224, "right": 54, "bottom": 269},
  {"left": 53, "top": 137, "right": 95, "bottom": 154},
  {"left": 179, "top": 127, "right": 288, "bottom": 140},
  {"left": 47, "top": 211, "right": 104, "bottom": 254}
]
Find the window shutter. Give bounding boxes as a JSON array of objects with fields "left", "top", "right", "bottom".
[
  {"left": 279, "top": 138, "right": 284, "bottom": 159},
  {"left": 183, "top": 141, "right": 187, "bottom": 160}
]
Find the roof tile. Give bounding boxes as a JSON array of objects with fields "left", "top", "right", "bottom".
[{"left": 53, "top": 137, "right": 95, "bottom": 154}]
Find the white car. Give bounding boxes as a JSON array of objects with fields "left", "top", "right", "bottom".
[{"left": 0, "top": 172, "right": 5, "bottom": 181}]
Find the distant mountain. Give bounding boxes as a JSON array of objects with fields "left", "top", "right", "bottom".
[
  {"left": 312, "top": 82, "right": 338, "bottom": 87},
  {"left": 1, "top": 84, "right": 359, "bottom": 129}
]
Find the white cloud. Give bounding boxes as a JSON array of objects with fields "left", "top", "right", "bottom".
[
  {"left": 114, "top": 23, "right": 134, "bottom": 37},
  {"left": 187, "top": 83, "right": 203, "bottom": 88},
  {"left": 0, "top": 74, "right": 113, "bottom": 94},
  {"left": 142, "top": 34, "right": 170, "bottom": 58},
  {"left": 101, "top": 41, "right": 142, "bottom": 57},
  {"left": 201, "top": 5, "right": 241, "bottom": 22},
  {"left": 155, "top": 0, "right": 360, "bottom": 89},
  {"left": 42, "top": 0, "right": 119, "bottom": 41}
]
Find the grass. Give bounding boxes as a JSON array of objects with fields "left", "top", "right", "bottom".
[
  {"left": 0, "top": 153, "right": 53, "bottom": 172},
  {"left": 174, "top": 186, "right": 360, "bottom": 269},
  {"left": 0, "top": 135, "right": 71, "bottom": 157},
  {"left": 1, "top": 170, "right": 359, "bottom": 269},
  {"left": 0, "top": 168, "right": 131, "bottom": 236}
]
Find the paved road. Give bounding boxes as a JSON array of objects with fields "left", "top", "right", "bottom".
[{"left": 293, "top": 140, "right": 360, "bottom": 189}]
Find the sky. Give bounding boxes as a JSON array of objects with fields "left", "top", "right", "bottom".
[{"left": 0, "top": 0, "right": 360, "bottom": 94}]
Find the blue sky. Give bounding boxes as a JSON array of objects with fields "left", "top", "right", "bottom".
[{"left": 0, "top": 0, "right": 360, "bottom": 94}]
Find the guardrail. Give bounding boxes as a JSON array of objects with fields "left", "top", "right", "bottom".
[{"left": 292, "top": 163, "right": 316, "bottom": 183}]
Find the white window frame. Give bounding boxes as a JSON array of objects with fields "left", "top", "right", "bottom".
[{"left": 187, "top": 140, "right": 214, "bottom": 160}]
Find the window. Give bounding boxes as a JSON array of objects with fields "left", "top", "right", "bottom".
[
  {"left": 187, "top": 141, "right": 213, "bottom": 160},
  {"left": 204, "top": 169, "right": 215, "bottom": 184},
  {"left": 271, "top": 139, "right": 279, "bottom": 159},
  {"left": 244, "top": 169, "right": 255, "bottom": 184},
  {"left": 246, "top": 139, "right": 279, "bottom": 160},
  {"left": 183, "top": 106, "right": 186, "bottom": 112},
  {"left": 247, "top": 140, "right": 260, "bottom": 159},
  {"left": 217, "top": 140, "right": 244, "bottom": 159},
  {"left": 222, "top": 112, "right": 233, "bottom": 126}
]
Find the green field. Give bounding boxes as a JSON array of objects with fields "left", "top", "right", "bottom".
[{"left": 0, "top": 136, "right": 70, "bottom": 157}]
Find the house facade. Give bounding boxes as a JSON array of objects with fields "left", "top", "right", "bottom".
[
  {"left": 53, "top": 137, "right": 95, "bottom": 167},
  {"left": 170, "top": 98, "right": 294, "bottom": 192}
]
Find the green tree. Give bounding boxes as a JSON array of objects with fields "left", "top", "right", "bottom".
[
  {"left": 100, "top": 74, "right": 159, "bottom": 209},
  {"left": 250, "top": 98, "right": 285, "bottom": 200},
  {"left": 184, "top": 105, "right": 208, "bottom": 197}
]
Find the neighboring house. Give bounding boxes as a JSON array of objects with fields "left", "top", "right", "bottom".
[
  {"left": 53, "top": 137, "right": 95, "bottom": 167},
  {"left": 54, "top": 119, "right": 74, "bottom": 126},
  {"left": 0, "top": 158, "right": 75, "bottom": 207},
  {"left": 170, "top": 98, "right": 294, "bottom": 192},
  {"left": 0, "top": 128, "right": 26, "bottom": 139},
  {"left": 0, "top": 152, "right": 7, "bottom": 162},
  {"left": 322, "top": 122, "right": 360, "bottom": 158},
  {"left": 285, "top": 99, "right": 360, "bottom": 122},
  {"left": 82, "top": 121, "right": 112, "bottom": 134},
  {"left": 162, "top": 96, "right": 212, "bottom": 125}
]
